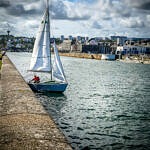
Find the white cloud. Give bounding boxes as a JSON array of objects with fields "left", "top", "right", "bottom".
[
  {"left": 51, "top": 0, "right": 91, "bottom": 20},
  {"left": 24, "top": 1, "right": 42, "bottom": 12},
  {"left": 147, "top": 15, "right": 150, "bottom": 22},
  {"left": 0, "top": 0, "right": 149, "bottom": 38},
  {"left": 91, "top": 21, "right": 102, "bottom": 29},
  {"left": 120, "top": 17, "right": 145, "bottom": 28},
  {"left": 124, "top": 0, "right": 150, "bottom": 10}
]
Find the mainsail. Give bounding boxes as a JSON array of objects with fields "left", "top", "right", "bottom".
[
  {"left": 52, "top": 41, "right": 66, "bottom": 82},
  {"left": 29, "top": 4, "right": 51, "bottom": 72}
]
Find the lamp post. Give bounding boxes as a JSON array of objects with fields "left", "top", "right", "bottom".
[
  {"left": 7, "top": 30, "right": 10, "bottom": 50},
  {"left": 7, "top": 30, "right": 10, "bottom": 40}
]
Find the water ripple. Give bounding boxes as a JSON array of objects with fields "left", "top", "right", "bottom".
[{"left": 8, "top": 52, "right": 150, "bottom": 150}]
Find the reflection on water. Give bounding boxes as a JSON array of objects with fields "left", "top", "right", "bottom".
[
  {"left": 7, "top": 52, "right": 150, "bottom": 150},
  {"left": 35, "top": 92, "right": 67, "bottom": 121}
]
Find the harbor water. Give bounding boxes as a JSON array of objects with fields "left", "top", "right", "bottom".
[{"left": 7, "top": 52, "right": 150, "bottom": 150}]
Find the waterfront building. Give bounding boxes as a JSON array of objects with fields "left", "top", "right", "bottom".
[
  {"left": 116, "top": 45, "right": 150, "bottom": 55},
  {"left": 117, "top": 36, "right": 127, "bottom": 46},
  {"left": 82, "top": 43, "right": 112, "bottom": 54},
  {"left": 111, "top": 36, "right": 119, "bottom": 41},
  {"left": 60, "top": 35, "right": 64, "bottom": 41},
  {"left": 77, "top": 36, "right": 81, "bottom": 41},
  {"left": 111, "top": 36, "right": 127, "bottom": 42},
  {"left": 68, "top": 35, "right": 73, "bottom": 40},
  {"left": 58, "top": 40, "right": 71, "bottom": 52},
  {"left": 85, "top": 37, "right": 89, "bottom": 41},
  {"left": 7, "top": 39, "right": 13, "bottom": 49},
  {"left": 87, "top": 38, "right": 98, "bottom": 45},
  {"left": 128, "top": 37, "right": 150, "bottom": 41}
]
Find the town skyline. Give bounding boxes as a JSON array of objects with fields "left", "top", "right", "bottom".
[{"left": 0, "top": 0, "right": 150, "bottom": 38}]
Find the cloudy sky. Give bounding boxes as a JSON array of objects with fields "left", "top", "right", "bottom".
[{"left": 0, "top": 0, "right": 150, "bottom": 38}]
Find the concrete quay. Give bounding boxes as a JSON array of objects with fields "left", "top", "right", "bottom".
[{"left": 0, "top": 56, "right": 72, "bottom": 150}]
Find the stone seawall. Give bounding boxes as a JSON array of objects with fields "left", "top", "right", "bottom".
[
  {"left": 0, "top": 56, "right": 72, "bottom": 150},
  {"left": 60, "top": 53, "right": 150, "bottom": 64},
  {"left": 60, "top": 52, "right": 102, "bottom": 60}
]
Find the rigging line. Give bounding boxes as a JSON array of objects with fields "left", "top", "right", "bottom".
[
  {"left": 47, "top": 0, "right": 53, "bottom": 81},
  {"left": 7, "top": 55, "right": 52, "bottom": 58},
  {"left": 37, "top": 31, "right": 50, "bottom": 33},
  {"left": 31, "top": 56, "right": 51, "bottom": 58},
  {"left": 38, "top": 44, "right": 50, "bottom": 46},
  {"left": 27, "top": 70, "right": 51, "bottom": 73},
  {"left": 50, "top": 0, "right": 55, "bottom": 38}
]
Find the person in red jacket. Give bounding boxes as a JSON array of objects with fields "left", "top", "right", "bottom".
[{"left": 31, "top": 75, "right": 40, "bottom": 83}]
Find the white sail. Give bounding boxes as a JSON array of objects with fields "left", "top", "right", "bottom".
[
  {"left": 52, "top": 41, "right": 67, "bottom": 82},
  {"left": 29, "top": 7, "right": 51, "bottom": 72}
]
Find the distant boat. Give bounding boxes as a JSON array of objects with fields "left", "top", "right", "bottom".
[
  {"left": 28, "top": 0, "right": 68, "bottom": 92},
  {"left": 101, "top": 54, "right": 116, "bottom": 60}
]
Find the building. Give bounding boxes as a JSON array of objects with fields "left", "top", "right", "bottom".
[
  {"left": 58, "top": 40, "right": 71, "bottom": 52},
  {"left": 116, "top": 45, "right": 150, "bottom": 55},
  {"left": 85, "top": 37, "right": 89, "bottom": 41},
  {"left": 69, "top": 35, "right": 73, "bottom": 40},
  {"left": 60, "top": 35, "right": 64, "bottom": 41},
  {"left": 77, "top": 36, "right": 81, "bottom": 41},
  {"left": 111, "top": 36, "right": 127, "bottom": 42},
  {"left": 117, "top": 36, "right": 127, "bottom": 46},
  {"left": 82, "top": 43, "right": 112, "bottom": 54}
]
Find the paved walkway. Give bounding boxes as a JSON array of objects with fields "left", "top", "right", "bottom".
[{"left": 0, "top": 56, "right": 72, "bottom": 150}]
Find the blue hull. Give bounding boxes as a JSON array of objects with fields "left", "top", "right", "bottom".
[{"left": 28, "top": 81, "right": 68, "bottom": 93}]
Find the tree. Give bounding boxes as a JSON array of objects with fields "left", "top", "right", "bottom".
[{"left": 0, "top": 37, "right": 7, "bottom": 48}]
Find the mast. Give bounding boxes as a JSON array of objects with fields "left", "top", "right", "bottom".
[{"left": 47, "top": 0, "right": 52, "bottom": 80}]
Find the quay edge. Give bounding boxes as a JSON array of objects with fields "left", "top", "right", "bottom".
[
  {"left": 60, "top": 52, "right": 102, "bottom": 60},
  {"left": 59, "top": 52, "right": 150, "bottom": 64},
  {"left": 0, "top": 56, "right": 72, "bottom": 150}
]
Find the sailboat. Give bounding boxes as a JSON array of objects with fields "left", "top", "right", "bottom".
[{"left": 28, "top": 0, "right": 68, "bottom": 92}]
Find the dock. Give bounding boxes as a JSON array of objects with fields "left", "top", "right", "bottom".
[{"left": 0, "top": 56, "right": 72, "bottom": 150}]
